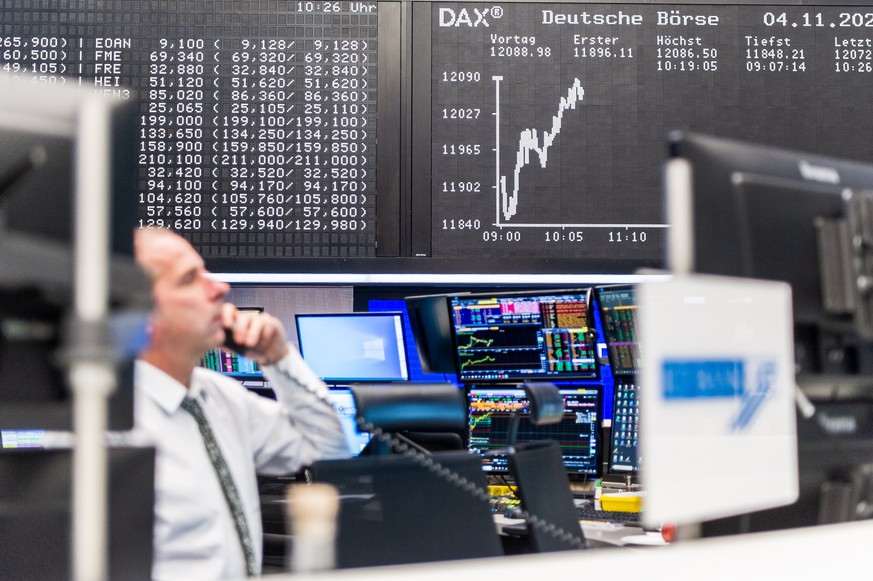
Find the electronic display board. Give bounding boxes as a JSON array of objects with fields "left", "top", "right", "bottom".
[{"left": 4, "top": 1, "right": 873, "bottom": 277}]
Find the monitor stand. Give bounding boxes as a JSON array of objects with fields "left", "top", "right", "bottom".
[{"left": 602, "top": 473, "right": 643, "bottom": 492}]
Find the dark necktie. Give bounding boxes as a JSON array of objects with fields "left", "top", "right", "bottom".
[{"left": 181, "top": 397, "right": 258, "bottom": 577}]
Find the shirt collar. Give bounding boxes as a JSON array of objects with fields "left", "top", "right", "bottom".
[{"left": 135, "top": 359, "right": 203, "bottom": 415}]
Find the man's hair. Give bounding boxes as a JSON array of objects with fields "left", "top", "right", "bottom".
[{"left": 133, "top": 227, "right": 176, "bottom": 281}]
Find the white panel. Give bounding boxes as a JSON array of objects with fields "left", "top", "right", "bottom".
[{"left": 638, "top": 274, "right": 798, "bottom": 526}]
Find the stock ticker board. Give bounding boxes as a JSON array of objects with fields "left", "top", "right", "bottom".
[
  {"left": 3, "top": 1, "right": 873, "bottom": 272},
  {"left": 0, "top": 1, "right": 380, "bottom": 261}
]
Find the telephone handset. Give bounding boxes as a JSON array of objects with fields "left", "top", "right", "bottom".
[
  {"left": 221, "top": 305, "right": 265, "bottom": 353},
  {"left": 223, "top": 327, "right": 247, "bottom": 354}
]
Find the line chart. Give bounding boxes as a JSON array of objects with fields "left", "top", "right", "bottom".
[
  {"left": 492, "top": 75, "right": 669, "bottom": 230},
  {"left": 495, "top": 76, "right": 584, "bottom": 222}
]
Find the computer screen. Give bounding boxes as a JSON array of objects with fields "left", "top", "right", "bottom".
[
  {"left": 467, "top": 386, "right": 602, "bottom": 478},
  {"left": 295, "top": 312, "right": 410, "bottom": 383},
  {"left": 10, "top": 2, "right": 873, "bottom": 280},
  {"left": 449, "top": 289, "right": 597, "bottom": 383},
  {"left": 609, "top": 380, "right": 641, "bottom": 475},
  {"left": 326, "top": 387, "right": 371, "bottom": 456},
  {"left": 596, "top": 285, "right": 640, "bottom": 376},
  {"left": 596, "top": 285, "right": 642, "bottom": 475},
  {"left": 0, "top": 430, "right": 45, "bottom": 449},
  {"left": 200, "top": 349, "right": 262, "bottom": 379}
]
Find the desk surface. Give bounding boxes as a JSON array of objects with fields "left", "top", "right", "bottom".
[
  {"left": 493, "top": 514, "right": 659, "bottom": 548},
  {"left": 267, "top": 520, "right": 873, "bottom": 581}
]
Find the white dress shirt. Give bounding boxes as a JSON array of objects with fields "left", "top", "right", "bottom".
[{"left": 134, "top": 347, "right": 349, "bottom": 581}]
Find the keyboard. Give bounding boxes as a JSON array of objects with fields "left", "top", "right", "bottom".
[{"left": 576, "top": 505, "right": 643, "bottom": 527}]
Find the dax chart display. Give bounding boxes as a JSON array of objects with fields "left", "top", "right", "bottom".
[{"left": 429, "top": 2, "right": 873, "bottom": 262}]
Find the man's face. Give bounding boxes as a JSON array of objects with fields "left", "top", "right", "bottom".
[{"left": 137, "top": 231, "right": 230, "bottom": 358}]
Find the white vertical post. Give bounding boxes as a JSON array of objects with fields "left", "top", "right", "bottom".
[
  {"left": 664, "top": 157, "right": 694, "bottom": 275},
  {"left": 71, "top": 97, "right": 115, "bottom": 581}
]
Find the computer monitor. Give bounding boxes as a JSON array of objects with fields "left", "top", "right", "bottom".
[
  {"left": 0, "top": 429, "right": 45, "bottom": 449},
  {"left": 701, "top": 396, "right": 873, "bottom": 536},
  {"left": 326, "top": 387, "right": 371, "bottom": 456},
  {"left": 467, "top": 386, "right": 602, "bottom": 478},
  {"left": 667, "top": 131, "right": 873, "bottom": 375},
  {"left": 366, "top": 298, "right": 457, "bottom": 382},
  {"left": 608, "top": 380, "right": 641, "bottom": 477},
  {"left": 404, "top": 293, "right": 460, "bottom": 374},
  {"left": 595, "top": 285, "right": 640, "bottom": 377},
  {"left": 0, "top": 80, "right": 138, "bottom": 257},
  {"left": 295, "top": 312, "right": 410, "bottom": 384},
  {"left": 663, "top": 132, "right": 873, "bottom": 529},
  {"left": 448, "top": 289, "right": 598, "bottom": 383},
  {"left": 595, "top": 285, "right": 643, "bottom": 476},
  {"left": 507, "top": 441, "right": 587, "bottom": 553},
  {"left": 201, "top": 349, "right": 262, "bottom": 379}
]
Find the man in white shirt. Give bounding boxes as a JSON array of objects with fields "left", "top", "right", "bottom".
[{"left": 133, "top": 228, "right": 349, "bottom": 580}]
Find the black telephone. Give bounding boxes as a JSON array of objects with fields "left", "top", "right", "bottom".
[
  {"left": 223, "top": 327, "right": 247, "bottom": 354},
  {"left": 221, "top": 306, "right": 265, "bottom": 353}
]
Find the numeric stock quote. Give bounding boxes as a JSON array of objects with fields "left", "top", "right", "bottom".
[{"left": 3, "top": 1, "right": 873, "bottom": 276}]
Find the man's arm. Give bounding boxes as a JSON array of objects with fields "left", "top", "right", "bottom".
[
  {"left": 223, "top": 305, "right": 350, "bottom": 469},
  {"left": 260, "top": 348, "right": 350, "bottom": 462}
]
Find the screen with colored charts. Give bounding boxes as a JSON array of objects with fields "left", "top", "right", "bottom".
[
  {"left": 449, "top": 289, "right": 598, "bottom": 383},
  {"left": 595, "top": 285, "right": 642, "bottom": 474},
  {"left": 595, "top": 285, "right": 641, "bottom": 376},
  {"left": 1, "top": 430, "right": 45, "bottom": 449},
  {"left": 467, "top": 386, "right": 602, "bottom": 478}
]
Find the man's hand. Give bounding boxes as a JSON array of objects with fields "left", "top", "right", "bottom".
[{"left": 220, "top": 303, "right": 290, "bottom": 366}]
